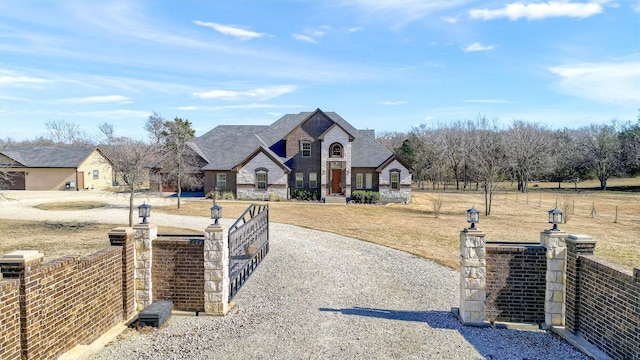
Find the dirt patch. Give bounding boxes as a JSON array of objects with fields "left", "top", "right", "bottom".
[{"left": 35, "top": 201, "right": 108, "bottom": 211}]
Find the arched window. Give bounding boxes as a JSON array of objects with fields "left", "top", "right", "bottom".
[
  {"left": 330, "top": 143, "right": 343, "bottom": 158},
  {"left": 390, "top": 170, "right": 400, "bottom": 190}
]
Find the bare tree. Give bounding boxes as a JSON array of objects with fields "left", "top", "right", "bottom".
[
  {"left": 467, "top": 117, "right": 506, "bottom": 216},
  {"left": 145, "top": 111, "right": 166, "bottom": 146},
  {"left": 376, "top": 131, "right": 407, "bottom": 152},
  {"left": 107, "top": 137, "right": 158, "bottom": 226},
  {"left": 45, "top": 120, "right": 93, "bottom": 145},
  {"left": 504, "top": 120, "right": 553, "bottom": 193},
  {"left": 98, "top": 122, "right": 115, "bottom": 144},
  {"left": 438, "top": 121, "right": 467, "bottom": 190},
  {"left": 579, "top": 124, "right": 621, "bottom": 190},
  {"left": 549, "top": 129, "right": 586, "bottom": 189}
]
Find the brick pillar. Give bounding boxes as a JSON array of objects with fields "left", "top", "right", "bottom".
[
  {"left": 134, "top": 223, "right": 157, "bottom": 311},
  {"left": 565, "top": 234, "right": 596, "bottom": 334},
  {"left": 0, "top": 250, "right": 44, "bottom": 359},
  {"left": 459, "top": 228, "right": 487, "bottom": 325},
  {"left": 540, "top": 229, "right": 567, "bottom": 328},
  {"left": 204, "top": 224, "right": 231, "bottom": 315},
  {"left": 109, "top": 227, "right": 136, "bottom": 320}
]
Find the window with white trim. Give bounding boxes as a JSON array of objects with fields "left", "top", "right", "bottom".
[
  {"left": 390, "top": 172, "right": 400, "bottom": 190},
  {"left": 217, "top": 173, "right": 227, "bottom": 190},
  {"left": 301, "top": 141, "right": 311, "bottom": 157},
  {"left": 309, "top": 172, "right": 317, "bottom": 188},
  {"left": 93, "top": 170, "right": 99, "bottom": 179},
  {"left": 356, "top": 173, "right": 363, "bottom": 189},
  {"left": 256, "top": 172, "right": 267, "bottom": 190},
  {"left": 365, "top": 173, "right": 373, "bottom": 189},
  {"left": 296, "top": 173, "right": 304, "bottom": 188}
]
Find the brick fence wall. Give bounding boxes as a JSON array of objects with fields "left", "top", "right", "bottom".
[
  {"left": 0, "top": 279, "right": 21, "bottom": 360},
  {"left": 571, "top": 254, "right": 640, "bottom": 359},
  {"left": 485, "top": 243, "right": 546, "bottom": 324},
  {"left": 152, "top": 237, "right": 205, "bottom": 311}
]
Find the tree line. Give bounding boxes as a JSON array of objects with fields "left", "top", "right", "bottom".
[{"left": 376, "top": 116, "right": 640, "bottom": 215}]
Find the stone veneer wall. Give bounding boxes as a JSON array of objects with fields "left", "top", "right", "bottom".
[
  {"left": 0, "top": 248, "right": 125, "bottom": 360},
  {"left": 485, "top": 243, "right": 546, "bottom": 324},
  {"left": 152, "top": 238, "right": 205, "bottom": 311},
  {"left": 0, "top": 279, "right": 21, "bottom": 360},
  {"left": 569, "top": 253, "right": 640, "bottom": 359}
]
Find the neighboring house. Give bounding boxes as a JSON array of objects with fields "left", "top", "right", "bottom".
[
  {"left": 191, "top": 109, "right": 412, "bottom": 202},
  {"left": 0, "top": 146, "right": 114, "bottom": 190}
]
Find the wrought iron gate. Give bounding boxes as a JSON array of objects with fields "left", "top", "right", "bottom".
[{"left": 228, "top": 204, "right": 269, "bottom": 299}]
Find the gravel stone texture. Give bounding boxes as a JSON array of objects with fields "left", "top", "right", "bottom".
[{"left": 0, "top": 191, "right": 589, "bottom": 360}]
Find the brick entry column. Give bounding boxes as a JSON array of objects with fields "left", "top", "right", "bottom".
[
  {"left": 564, "top": 234, "right": 596, "bottom": 333},
  {"left": 540, "top": 229, "right": 568, "bottom": 328},
  {"left": 459, "top": 228, "right": 487, "bottom": 325},
  {"left": 109, "top": 227, "right": 136, "bottom": 320},
  {"left": 204, "top": 224, "right": 231, "bottom": 315},
  {"left": 134, "top": 223, "right": 157, "bottom": 311},
  {"left": 0, "top": 250, "right": 44, "bottom": 359}
]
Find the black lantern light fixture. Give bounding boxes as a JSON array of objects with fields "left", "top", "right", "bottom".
[
  {"left": 548, "top": 207, "right": 563, "bottom": 231},
  {"left": 210, "top": 199, "right": 222, "bottom": 225},
  {"left": 138, "top": 202, "right": 151, "bottom": 224},
  {"left": 466, "top": 206, "right": 479, "bottom": 230}
]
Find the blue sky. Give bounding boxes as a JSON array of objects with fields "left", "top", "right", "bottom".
[{"left": 1, "top": 0, "right": 639, "bottom": 141}]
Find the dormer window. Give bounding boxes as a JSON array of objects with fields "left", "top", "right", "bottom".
[
  {"left": 301, "top": 141, "right": 311, "bottom": 157},
  {"left": 330, "top": 143, "right": 343, "bottom": 158}
]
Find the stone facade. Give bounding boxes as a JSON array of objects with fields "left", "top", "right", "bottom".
[
  {"left": 134, "top": 223, "right": 157, "bottom": 311},
  {"left": 540, "top": 230, "right": 567, "bottom": 327},
  {"left": 236, "top": 152, "right": 288, "bottom": 200},
  {"left": 459, "top": 229, "right": 487, "bottom": 325},
  {"left": 320, "top": 125, "right": 352, "bottom": 196},
  {"left": 378, "top": 159, "right": 412, "bottom": 202},
  {"left": 204, "top": 224, "right": 231, "bottom": 315}
]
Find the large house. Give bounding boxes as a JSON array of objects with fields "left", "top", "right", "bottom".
[
  {"left": 190, "top": 109, "right": 412, "bottom": 202},
  {"left": 0, "top": 146, "right": 113, "bottom": 191}
]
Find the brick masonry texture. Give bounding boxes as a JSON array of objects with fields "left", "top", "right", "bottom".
[
  {"left": 0, "top": 247, "right": 125, "bottom": 360},
  {"left": 152, "top": 238, "right": 205, "bottom": 311},
  {"left": 573, "top": 255, "right": 640, "bottom": 360},
  {"left": 485, "top": 244, "right": 546, "bottom": 324},
  {"left": 0, "top": 279, "right": 21, "bottom": 360}
]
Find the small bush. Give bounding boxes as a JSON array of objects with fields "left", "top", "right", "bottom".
[
  {"left": 222, "top": 191, "right": 235, "bottom": 200},
  {"left": 268, "top": 192, "right": 282, "bottom": 202},
  {"left": 292, "top": 188, "right": 320, "bottom": 201},
  {"left": 350, "top": 190, "right": 380, "bottom": 204}
]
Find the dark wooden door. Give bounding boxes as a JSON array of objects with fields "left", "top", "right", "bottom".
[
  {"left": 77, "top": 171, "right": 84, "bottom": 190},
  {"left": 331, "top": 169, "right": 342, "bottom": 194}
]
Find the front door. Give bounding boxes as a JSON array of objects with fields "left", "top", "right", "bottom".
[
  {"left": 331, "top": 169, "right": 342, "bottom": 194},
  {"left": 77, "top": 171, "right": 84, "bottom": 190}
]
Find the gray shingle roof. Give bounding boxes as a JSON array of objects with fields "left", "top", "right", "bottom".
[
  {"left": 0, "top": 146, "right": 99, "bottom": 168},
  {"left": 191, "top": 110, "right": 394, "bottom": 170}
]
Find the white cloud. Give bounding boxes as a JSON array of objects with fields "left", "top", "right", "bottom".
[
  {"left": 194, "top": 21, "right": 266, "bottom": 40},
  {"left": 441, "top": 16, "right": 458, "bottom": 23},
  {"left": 178, "top": 106, "right": 200, "bottom": 111},
  {"left": 462, "top": 42, "right": 494, "bottom": 52},
  {"left": 292, "top": 33, "right": 318, "bottom": 44},
  {"left": 470, "top": 1, "right": 604, "bottom": 21},
  {"left": 549, "top": 62, "right": 640, "bottom": 104},
  {"left": 379, "top": 101, "right": 407, "bottom": 106},
  {"left": 632, "top": 1, "right": 640, "bottom": 13},
  {"left": 193, "top": 85, "right": 297, "bottom": 101},
  {"left": 0, "top": 73, "right": 48, "bottom": 86},
  {"left": 59, "top": 95, "right": 131, "bottom": 104},
  {"left": 348, "top": 27, "right": 364, "bottom": 33},
  {"left": 335, "top": 0, "right": 473, "bottom": 25}
]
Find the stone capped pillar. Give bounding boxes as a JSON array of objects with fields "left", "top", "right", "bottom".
[
  {"left": 134, "top": 223, "right": 157, "bottom": 311},
  {"left": 0, "top": 250, "right": 44, "bottom": 359},
  {"left": 459, "top": 228, "right": 487, "bottom": 325},
  {"left": 540, "top": 229, "right": 568, "bottom": 328},
  {"left": 565, "top": 234, "right": 596, "bottom": 333},
  {"left": 204, "top": 224, "right": 231, "bottom": 315}
]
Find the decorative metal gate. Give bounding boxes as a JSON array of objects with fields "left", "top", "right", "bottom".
[{"left": 228, "top": 204, "right": 269, "bottom": 299}]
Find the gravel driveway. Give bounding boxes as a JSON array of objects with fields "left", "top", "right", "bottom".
[{"left": 0, "top": 191, "right": 587, "bottom": 359}]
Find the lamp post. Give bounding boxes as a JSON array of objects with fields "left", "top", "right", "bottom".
[
  {"left": 138, "top": 202, "right": 151, "bottom": 224},
  {"left": 211, "top": 199, "right": 222, "bottom": 225},
  {"left": 466, "top": 206, "right": 479, "bottom": 231},
  {"left": 548, "top": 207, "right": 563, "bottom": 231}
]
